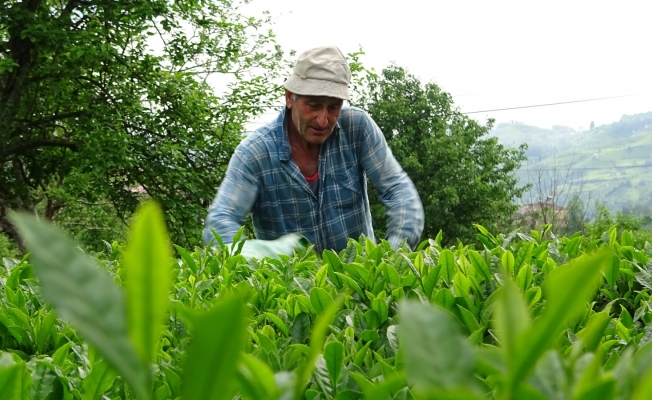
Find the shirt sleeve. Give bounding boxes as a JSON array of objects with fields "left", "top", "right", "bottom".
[
  {"left": 358, "top": 113, "right": 425, "bottom": 249},
  {"left": 203, "top": 146, "right": 258, "bottom": 245}
]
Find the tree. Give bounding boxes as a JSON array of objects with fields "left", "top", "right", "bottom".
[
  {"left": 1, "top": 0, "right": 288, "bottom": 249},
  {"left": 564, "top": 193, "right": 587, "bottom": 235},
  {"left": 353, "top": 65, "right": 528, "bottom": 245}
]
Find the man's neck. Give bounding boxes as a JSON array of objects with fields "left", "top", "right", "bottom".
[{"left": 287, "top": 117, "right": 320, "bottom": 155}]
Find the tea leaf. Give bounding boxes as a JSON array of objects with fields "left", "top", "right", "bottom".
[
  {"left": 310, "top": 287, "right": 334, "bottom": 315},
  {"left": 508, "top": 248, "right": 610, "bottom": 392},
  {"left": 173, "top": 245, "right": 198, "bottom": 274},
  {"left": 124, "top": 202, "right": 173, "bottom": 365},
  {"left": 399, "top": 300, "right": 476, "bottom": 393},
  {"left": 236, "top": 354, "right": 277, "bottom": 400},
  {"left": 81, "top": 360, "right": 118, "bottom": 400},
  {"left": 501, "top": 251, "right": 515, "bottom": 278},
  {"left": 181, "top": 291, "right": 250, "bottom": 400},
  {"left": 493, "top": 277, "right": 530, "bottom": 368},
  {"left": 10, "top": 213, "right": 150, "bottom": 399},
  {"left": 323, "top": 341, "right": 344, "bottom": 387},
  {"left": 293, "top": 296, "right": 344, "bottom": 399},
  {"left": 604, "top": 255, "right": 620, "bottom": 289},
  {"left": 438, "top": 250, "right": 456, "bottom": 284}
]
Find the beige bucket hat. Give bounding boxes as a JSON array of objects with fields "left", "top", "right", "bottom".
[{"left": 283, "top": 46, "right": 351, "bottom": 100}]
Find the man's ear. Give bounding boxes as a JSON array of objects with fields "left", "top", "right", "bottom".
[{"left": 284, "top": 89, "right": 294, "bottom": 109}]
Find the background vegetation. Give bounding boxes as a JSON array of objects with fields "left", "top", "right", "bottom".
[{"left": 0, "top": 0, "right": 288, "bottom": 252}]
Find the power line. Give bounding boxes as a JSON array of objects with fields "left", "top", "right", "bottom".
[
  {"left": 519, "top": 164, "right": 652, "bottom": 172},
  {"left": 462, "top": 92, "right": 652, "bottom": 114}
]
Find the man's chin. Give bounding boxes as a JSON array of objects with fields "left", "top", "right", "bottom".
[{"left": 306, "top": 135, "right": 329, "bottom": 145}]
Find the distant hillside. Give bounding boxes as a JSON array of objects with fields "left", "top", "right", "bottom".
[
  {"left": 491, "top": 122, "right": 582, "bottom": 161},
  {"left": 491, "top": 112, "right": 652, "bottom": 214}
]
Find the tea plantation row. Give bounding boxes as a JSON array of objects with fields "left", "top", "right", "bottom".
[{"left": 2, "top": 203, "right": 652, "bottom": 399}]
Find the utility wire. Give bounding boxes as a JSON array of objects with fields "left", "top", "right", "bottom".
[
  {"left": 519, "top": 164, "right": 652, "bottom": 172},
  {"left": 462, "top": 93, "right": 651, "bottom": 114}
]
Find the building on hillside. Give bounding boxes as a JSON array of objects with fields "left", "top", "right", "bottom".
[{"left": 514, "top": 201, "right": 568, "bottom": 231}]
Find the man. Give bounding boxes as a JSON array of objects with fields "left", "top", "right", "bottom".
[{"left": 203, "top": 46, "right": 424, "bottom": 254}]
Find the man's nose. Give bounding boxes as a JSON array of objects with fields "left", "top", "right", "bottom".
[{"left": 316, "top": 109, "right": 329, "bottom": 127}]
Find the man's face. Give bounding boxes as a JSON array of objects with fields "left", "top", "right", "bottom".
[{"left": 285, "top": 90, "right": 344, "bottom": 144}]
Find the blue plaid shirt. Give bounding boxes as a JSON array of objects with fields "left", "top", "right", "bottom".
[{"left": 203, "top": 106, "right": 424, "bottom": 253}]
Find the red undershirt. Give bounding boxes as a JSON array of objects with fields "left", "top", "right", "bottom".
[
  {"left": 304, "top": 171, "right": 318, "bottom": 183},
  {"left": 304, "top": 171, "right": 319, "bottom": 195}
]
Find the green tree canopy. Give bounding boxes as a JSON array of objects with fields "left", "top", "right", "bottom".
[
  {"left": 1, "top": 0, "right": 287, "bottom": 249},
  {"left": 354, "top": 65, "right": 528, "bottom": 245}
]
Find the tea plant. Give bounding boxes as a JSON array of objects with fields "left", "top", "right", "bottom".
[{"left": 2, "top": 203, "right": 652, "bottom": 399}]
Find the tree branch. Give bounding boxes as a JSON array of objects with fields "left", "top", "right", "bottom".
[{"left": 1, "top": 139, "right": 78, "bottom": 158}]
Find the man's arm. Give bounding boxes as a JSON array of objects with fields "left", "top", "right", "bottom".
[
  {"left": 358, "top": 114, "right": 425, "bottom": 249},
  {"left": 203, "top": 148, "right": 258, "bottom": 245}
]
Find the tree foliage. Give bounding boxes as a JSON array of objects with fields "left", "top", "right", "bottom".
[
  {"left": 0, "top": 0, "right": 288, "bottom": 249},
  {"left": 354, "top": 65, "right": 528, "bottom": 245}
]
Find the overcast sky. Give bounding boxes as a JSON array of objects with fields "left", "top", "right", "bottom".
[{"left": 241, "top": 0, "right": 652, "bottom": 130}]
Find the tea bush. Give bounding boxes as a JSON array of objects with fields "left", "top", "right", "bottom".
[{"left": 2, "top": 203, "right": 652, "bottom": 399}]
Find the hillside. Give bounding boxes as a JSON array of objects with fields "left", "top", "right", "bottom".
[{"left": 491, "top": 112, "right": 652, "bottom": 214}]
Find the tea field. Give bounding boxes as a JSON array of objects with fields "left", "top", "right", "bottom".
[{"left": 2, "top": 203, "right": 652, "bottom": 399}]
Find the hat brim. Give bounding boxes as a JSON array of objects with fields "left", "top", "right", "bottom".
[{"left": 284, "top": 74, "right": 349, "bottom": 100}]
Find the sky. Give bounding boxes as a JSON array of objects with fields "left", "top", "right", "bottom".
[{"left": 240, "top": 0, "right": 652, "bottom": 130}]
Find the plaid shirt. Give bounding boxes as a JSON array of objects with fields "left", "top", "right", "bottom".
[{"left": 203, "top": 106, "right": 424, "bottom": 253}]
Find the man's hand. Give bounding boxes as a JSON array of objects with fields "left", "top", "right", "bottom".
[{"left": 237, "top": 233, "right": 310, "bottom": 260}]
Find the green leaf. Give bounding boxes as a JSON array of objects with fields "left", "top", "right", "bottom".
[
  {"left": 514, "top": 242, "right": 535, "bottom": 272},
  {"left": 364, "top": 310, "right": 380, "bottom": 331},
  {"left": 0, "top": 353, "right": 31, "bottom": 400},
  {"left": 515, "top": 264, "right": 533, "bottom": 293},
  {"left": 501, "top": 250, "right": 515, "bottom": 277},
  {"left": 335, "top": 389, "right": 363, "bottom": 400},
  {"left": 262, "top": 312, "right": 290, "bottom": 336},
  {"left": 323, "top": 341, "right": 344, "bottom": 388},
  {"left": 371, "top": 298, "right": 389, "bottom": 324},
  {"left": 399, "top": 300, "right": 476, "bottom": 393},
  {"left": 576, "top": 312, "right": 611, "bottom": 353},
  {"left": 35, "top": 310, "right": 57, "bottom": 354},
  {"left": 361, "top": 330, "right": 380, "bottom": 343},
  {"left": 575, "top": 379, "right": 615, "bottom": 400},
  {"left": 124, "top": 202, "right": 173, "bottom": 365},
  {"left": 313, "top": 355, "right": 333, "bottom": 397},
  {"left": 604, "top": 255, "right": 620, "bottom": 289},
  {"left": 81, "top": 360, "right": 118, "bottom": 400},
  {"left": 386, "top": 325, "right": 399, "bottom": 355},
  {"left": 293, "top": 295, "right": 344, "bottom": 400},
  {"left": 468, "top": 250, "right": 492, "bottom": 283},
  {"left": 433, "top": 289, "right": 456, "bottom": 311},
  {"left": 438, "top": 250, "right": 456, "bottom": 284},
  {"left": 508, "top": 248, "right": 611, "bottom": 394},
  {"left": 236, "top": 354, "right": 278, "bottom": 400},
  {"left": 161, "top": 366, "right": 182, "bottom": 398},
  {"left": 9, "top": 213, "right": 150, "bottom": 399},
  {"left": 348, "top": 371, "right": 374, "bottom": 396},
  {"left": 621, "top": 230, "right": 634, "bottom": 247},
  {"left": 334, "top": 272, "right": 364, "bottom": 298},
  {"left": 315, "top": 264, "right": 328, "bottom": 287},
  {"left": 310, "top": 287, "right": 334, "bottom": 315},
  {"left": 181, "top": 292, "right": 250, "bottom": 400},
  {"left": 174, "top": 244, "right": 198, "bottom": 274},
  {"left": 457, "top": 305, "right": 481, "bottom": 333},
  {"left": 383, "top": 263, "right": 401, "bottom": 288},
  {"left": 493, "top": 277, "right": 531, "bottom": 368},
  {"left": 292, "top": 313, "right": 311, "bottom": 344},
  {"left": 423, "top": 264, "right": 442, "bottom": 298},
  {"left": 29, "top": 359, "right": 56, "bottom": 400},
  {"left": 52, "top": 342, "right": 72, "bottom": 367}
]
